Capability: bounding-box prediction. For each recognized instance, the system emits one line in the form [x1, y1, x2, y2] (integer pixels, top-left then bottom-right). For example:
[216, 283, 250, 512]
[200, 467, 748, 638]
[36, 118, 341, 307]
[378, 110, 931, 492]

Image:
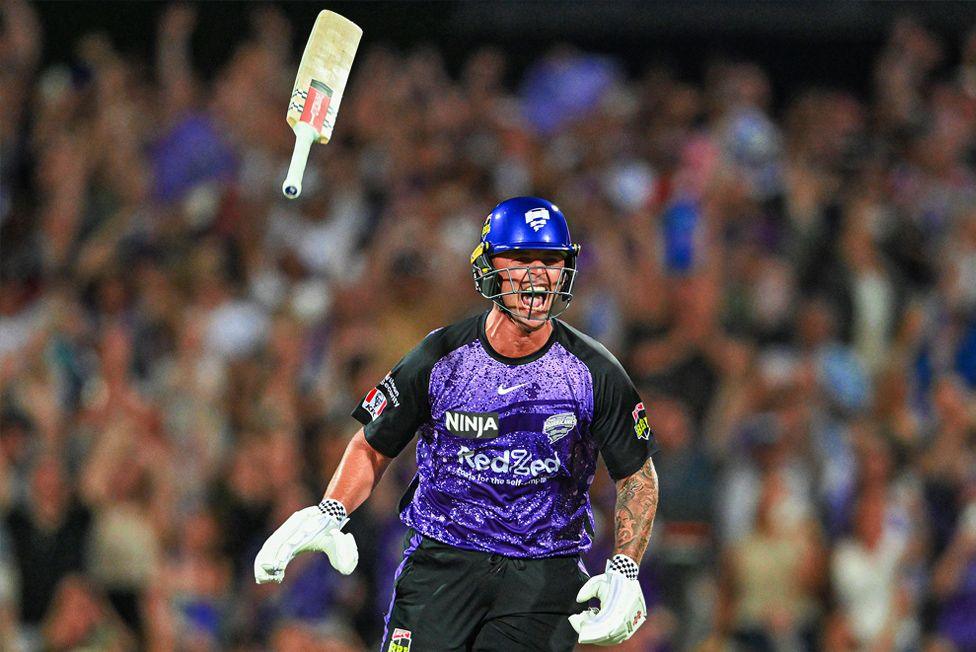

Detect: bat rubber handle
[282, 122, 318, 199]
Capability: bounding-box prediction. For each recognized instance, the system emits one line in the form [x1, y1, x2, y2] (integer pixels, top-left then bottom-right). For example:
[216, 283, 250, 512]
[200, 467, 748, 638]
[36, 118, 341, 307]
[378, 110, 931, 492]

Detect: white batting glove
[569, 555, 646, 646]
[254, 499, 359, 583]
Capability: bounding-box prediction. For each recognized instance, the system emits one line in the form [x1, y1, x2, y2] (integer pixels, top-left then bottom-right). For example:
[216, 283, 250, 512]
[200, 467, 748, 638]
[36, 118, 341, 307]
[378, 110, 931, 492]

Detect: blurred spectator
[153, 508, 232, 649]
[80, 414, 166, 639]
[930, 486, 976, 652]
[4, 456, 91, 631]
[829, 489, 919, 651]
[270, 618, 365, 652]
[40, 575, 134, 651]
[716, 471, 825, 651]
[717, 413, 817, 545]
[644, 395, 715, 648]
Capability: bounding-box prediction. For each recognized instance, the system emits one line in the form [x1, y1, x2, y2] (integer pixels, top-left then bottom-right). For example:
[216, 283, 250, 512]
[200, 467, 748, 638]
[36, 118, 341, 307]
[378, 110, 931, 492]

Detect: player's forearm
[612, 456, 659, 563]
[323, 429, 393, 514]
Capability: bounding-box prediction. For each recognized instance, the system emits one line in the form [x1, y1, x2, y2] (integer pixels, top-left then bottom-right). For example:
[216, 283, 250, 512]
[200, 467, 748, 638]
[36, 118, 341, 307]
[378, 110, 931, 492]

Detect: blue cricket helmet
[471, 196, 581, 320]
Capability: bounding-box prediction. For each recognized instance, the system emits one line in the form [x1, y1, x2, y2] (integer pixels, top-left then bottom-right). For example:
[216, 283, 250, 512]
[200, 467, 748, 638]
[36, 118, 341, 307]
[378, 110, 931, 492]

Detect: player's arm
[613, 455, 659, 564]
[570, 352, 659, 646]
[323, 428, 394, 513]
[252, 428, 393, 584]
[255, 335, 436, 585]
[571, 455, 658, 646]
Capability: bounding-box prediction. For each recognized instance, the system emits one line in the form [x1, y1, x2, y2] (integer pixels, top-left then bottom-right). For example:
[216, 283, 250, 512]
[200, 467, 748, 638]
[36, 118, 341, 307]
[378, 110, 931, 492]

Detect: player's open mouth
[518, 289, 549, 311]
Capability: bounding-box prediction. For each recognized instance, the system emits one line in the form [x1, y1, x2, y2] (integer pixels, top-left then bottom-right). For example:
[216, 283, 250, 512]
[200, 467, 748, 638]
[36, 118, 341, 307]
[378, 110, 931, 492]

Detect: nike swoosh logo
[497, 383, 527, 395]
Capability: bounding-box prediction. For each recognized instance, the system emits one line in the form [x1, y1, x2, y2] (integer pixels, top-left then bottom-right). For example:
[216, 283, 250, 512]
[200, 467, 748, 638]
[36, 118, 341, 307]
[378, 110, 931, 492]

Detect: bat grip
[282, 122, 318, 199]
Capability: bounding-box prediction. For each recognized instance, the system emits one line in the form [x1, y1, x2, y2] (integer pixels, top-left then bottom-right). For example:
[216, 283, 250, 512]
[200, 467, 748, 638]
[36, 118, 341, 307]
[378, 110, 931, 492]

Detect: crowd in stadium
[1, 1, 975, 650]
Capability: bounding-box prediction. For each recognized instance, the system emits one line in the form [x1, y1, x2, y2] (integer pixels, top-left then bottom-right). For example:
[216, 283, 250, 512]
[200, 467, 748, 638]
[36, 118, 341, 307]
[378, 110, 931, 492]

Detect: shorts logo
[445, 410, 500, 439]
[525, 207, 551, 231]
[632, 402, 650, 440]
[362, 387, 388, 420]
[543, 412, 577, 444]
[388, 628, 411, 652]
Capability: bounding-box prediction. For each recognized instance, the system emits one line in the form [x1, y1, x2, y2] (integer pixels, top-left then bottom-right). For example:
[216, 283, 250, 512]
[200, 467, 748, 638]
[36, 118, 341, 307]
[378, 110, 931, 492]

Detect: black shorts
[380, 529, 590, 652]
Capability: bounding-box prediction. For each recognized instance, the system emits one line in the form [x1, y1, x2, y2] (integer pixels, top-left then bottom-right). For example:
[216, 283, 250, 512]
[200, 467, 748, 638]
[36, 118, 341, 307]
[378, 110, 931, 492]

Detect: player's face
[492, 250, 566, 327]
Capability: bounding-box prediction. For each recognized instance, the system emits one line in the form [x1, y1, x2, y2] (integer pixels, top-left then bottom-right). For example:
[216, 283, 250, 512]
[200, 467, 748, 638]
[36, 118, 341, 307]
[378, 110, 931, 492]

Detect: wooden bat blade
[282, 10, 362, 199]
[286, 10, 362, 145]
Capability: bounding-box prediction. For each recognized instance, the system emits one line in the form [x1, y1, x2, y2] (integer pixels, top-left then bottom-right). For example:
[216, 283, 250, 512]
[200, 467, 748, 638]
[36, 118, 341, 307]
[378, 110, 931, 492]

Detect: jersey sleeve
[590, 358, 659, 480]
[351, 334, 439, 458]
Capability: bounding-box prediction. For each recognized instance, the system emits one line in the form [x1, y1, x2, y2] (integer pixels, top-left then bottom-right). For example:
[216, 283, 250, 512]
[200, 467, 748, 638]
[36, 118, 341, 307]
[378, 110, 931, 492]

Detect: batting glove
[568, 554, 646, 646]
[254, 499, 359, 583]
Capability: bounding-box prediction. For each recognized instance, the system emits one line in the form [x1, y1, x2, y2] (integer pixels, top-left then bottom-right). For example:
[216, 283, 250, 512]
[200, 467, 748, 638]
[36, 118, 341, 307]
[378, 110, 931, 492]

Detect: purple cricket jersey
[352, 311, 657, 558]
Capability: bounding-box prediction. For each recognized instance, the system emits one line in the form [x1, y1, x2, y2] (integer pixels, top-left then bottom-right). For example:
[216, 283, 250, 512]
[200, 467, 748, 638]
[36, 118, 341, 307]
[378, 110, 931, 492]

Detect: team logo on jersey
[388, 628, 412, 652]
[362, 387, 388, 420]
[525, 207, 551, 232]
[445, 411, 500, 439]
[632, 402, 650, 440]
[543, 412, 577, 444]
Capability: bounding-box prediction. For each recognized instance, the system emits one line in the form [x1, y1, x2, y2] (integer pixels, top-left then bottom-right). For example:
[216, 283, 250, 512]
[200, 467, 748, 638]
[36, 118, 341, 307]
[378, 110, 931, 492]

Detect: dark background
[32, 1, 976, 106]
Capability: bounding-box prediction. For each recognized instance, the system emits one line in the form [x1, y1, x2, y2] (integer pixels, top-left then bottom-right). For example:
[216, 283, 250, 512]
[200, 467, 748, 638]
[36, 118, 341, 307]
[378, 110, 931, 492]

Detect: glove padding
[254, 505, 358, 583]
[568, 556, 646, 646]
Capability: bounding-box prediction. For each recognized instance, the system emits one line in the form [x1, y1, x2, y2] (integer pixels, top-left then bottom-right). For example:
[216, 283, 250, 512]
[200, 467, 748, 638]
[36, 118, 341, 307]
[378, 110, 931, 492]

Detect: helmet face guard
[471, 246, 579, 322]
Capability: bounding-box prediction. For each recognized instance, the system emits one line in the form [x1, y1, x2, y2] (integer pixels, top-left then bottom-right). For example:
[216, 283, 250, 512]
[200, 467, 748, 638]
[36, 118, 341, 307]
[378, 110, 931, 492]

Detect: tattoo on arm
[614, 456, 659, 563]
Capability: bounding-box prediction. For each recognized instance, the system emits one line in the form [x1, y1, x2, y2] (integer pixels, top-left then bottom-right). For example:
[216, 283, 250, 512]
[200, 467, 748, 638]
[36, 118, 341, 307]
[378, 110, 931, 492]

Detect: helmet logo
[525, 207, 551, 232]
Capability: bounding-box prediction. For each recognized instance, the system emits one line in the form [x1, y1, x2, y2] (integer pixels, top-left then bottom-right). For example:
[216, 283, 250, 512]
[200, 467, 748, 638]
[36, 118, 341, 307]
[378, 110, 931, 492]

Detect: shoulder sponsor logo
[497, 382, 527, 395]
[543, 412, 577, 444]
[362, 387, 388, 420]
[525, 207, 551, 232]
[380, 373, 401, 407]
[445, 410, 500, 439]
[388, 628, 412, 652]
[632, 402, 650, 440]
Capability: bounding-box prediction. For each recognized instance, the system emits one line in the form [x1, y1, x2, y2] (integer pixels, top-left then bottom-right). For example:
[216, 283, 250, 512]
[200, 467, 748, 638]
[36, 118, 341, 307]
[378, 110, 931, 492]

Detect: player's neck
[485, 305, 553, 359]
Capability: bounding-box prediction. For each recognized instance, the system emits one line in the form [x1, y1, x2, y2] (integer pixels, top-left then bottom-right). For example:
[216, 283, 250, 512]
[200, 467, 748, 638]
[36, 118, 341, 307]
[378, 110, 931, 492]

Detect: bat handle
[282, 122, 318, 199]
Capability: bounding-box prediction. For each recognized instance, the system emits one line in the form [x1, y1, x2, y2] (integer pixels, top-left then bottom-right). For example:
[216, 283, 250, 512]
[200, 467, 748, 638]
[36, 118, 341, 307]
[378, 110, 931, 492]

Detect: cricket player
[256, 197, 660, 650]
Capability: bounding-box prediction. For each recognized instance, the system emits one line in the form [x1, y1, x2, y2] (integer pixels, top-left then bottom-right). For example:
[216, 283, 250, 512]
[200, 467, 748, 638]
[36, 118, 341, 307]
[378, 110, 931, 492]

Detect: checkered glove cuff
[609, 554, 639, 581]
[317, 499, 347, 521]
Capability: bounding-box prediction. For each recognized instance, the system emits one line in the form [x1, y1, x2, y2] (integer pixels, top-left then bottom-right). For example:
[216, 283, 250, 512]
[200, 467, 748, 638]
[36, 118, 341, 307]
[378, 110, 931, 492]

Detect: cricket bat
[282, 10, 362, 199]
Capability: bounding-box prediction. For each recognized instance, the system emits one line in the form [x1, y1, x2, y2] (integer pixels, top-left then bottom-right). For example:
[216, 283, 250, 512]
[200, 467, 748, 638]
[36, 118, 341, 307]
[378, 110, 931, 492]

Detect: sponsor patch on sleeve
[380, 373, 401, 407]
[362, 387, 388, 420]
[388, 628, 412, 652]
[632, 402, 650, 440]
